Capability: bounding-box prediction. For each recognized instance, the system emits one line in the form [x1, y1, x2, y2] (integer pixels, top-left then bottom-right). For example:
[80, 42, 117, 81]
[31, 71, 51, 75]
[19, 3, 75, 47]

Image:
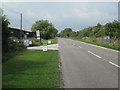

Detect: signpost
[24, 40, 29, 46]
[37, 37, 40, 40]
[24, 35, 27, 39]
[42, 45, 48, 51]
[29, 41, 32, 45]
[36, 30, 40, 37]
[36, 30, 41, 41]
[104, 36, 110, 43]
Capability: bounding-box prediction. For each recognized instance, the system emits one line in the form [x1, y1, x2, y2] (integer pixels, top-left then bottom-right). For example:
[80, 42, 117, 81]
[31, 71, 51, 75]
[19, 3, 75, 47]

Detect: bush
[2, 15, 10, 54]
[3, 40, 26, 62]
[8, 40, 26, 51]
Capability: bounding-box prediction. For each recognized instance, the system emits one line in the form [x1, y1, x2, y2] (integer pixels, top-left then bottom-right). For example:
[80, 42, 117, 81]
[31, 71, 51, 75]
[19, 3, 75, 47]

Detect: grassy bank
[3, 42, 26, 62]
[3, 50, 61, 88]
[2, 49, 26, 62]
[70, 37, 119, 51]
[33, 37, 58, 46]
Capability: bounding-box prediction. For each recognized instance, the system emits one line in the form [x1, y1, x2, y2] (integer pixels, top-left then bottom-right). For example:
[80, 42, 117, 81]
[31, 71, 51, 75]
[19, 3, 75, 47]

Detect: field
[3, 50, 61, 88]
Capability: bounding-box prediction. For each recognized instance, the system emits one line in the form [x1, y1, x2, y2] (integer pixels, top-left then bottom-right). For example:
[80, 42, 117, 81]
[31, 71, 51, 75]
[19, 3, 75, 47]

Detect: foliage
[31, 20, 58, 39]
[59, 28, 72, 37]
[1, 13, 26, 62]
[59, 20, 120, 50]
[59, 20, 120, 39]
[33, 37, 58, 46]
[1, 15, 10, 53]
[3, 40, 26, 62]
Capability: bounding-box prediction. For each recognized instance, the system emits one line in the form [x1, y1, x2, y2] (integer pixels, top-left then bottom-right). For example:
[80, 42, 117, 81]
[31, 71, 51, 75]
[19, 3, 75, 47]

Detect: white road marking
[80, 41, 86, 44]
[73, 43, 75, 45]
[109, 61, 120, 68]
[79, 46, 82, 48]
[88, 51, 102, 58]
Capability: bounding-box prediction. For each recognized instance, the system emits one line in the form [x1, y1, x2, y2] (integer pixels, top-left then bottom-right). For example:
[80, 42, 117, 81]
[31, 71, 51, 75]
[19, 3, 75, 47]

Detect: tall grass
[70, 37, 119, 50]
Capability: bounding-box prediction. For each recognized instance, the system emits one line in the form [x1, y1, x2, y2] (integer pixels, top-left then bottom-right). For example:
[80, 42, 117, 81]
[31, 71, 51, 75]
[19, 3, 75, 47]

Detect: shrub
[2, 15, 10, 54]
[3, 40, 26, 62]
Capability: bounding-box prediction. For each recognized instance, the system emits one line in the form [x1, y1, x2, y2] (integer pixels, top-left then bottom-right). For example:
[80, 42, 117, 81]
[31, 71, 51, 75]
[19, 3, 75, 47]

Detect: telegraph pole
[20, 13, 22, 39]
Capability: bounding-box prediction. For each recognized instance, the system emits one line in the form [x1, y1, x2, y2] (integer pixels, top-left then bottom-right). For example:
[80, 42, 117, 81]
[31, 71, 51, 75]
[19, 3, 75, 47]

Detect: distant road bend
[58, 38, 119, 88]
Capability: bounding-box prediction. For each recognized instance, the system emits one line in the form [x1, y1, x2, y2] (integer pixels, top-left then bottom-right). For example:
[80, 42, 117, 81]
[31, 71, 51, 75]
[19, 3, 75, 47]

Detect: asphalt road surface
[58, 38, 119, 88]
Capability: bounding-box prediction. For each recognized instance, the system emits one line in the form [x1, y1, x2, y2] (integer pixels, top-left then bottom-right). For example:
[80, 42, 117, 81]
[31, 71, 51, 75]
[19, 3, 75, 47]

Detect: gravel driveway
[27, 44, 58, 50]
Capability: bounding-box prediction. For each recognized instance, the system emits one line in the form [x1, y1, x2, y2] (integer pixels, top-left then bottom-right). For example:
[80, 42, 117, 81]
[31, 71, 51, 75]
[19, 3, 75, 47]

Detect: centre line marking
[79, 46, 82, 48]
[88, 51, 102, 58]
[109, 61, 120, 68]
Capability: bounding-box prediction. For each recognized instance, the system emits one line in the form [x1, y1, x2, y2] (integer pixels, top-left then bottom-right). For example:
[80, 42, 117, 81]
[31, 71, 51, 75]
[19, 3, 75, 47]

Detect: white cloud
[25, 10, 36, 17]
[2, 0, 119, 2]
[44, 12, 55, 20]
[2, 2, 118, 31]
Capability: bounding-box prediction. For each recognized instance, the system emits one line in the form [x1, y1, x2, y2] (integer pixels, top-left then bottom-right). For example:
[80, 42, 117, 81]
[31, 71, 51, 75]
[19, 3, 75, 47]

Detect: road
[58, 38, 119, 88]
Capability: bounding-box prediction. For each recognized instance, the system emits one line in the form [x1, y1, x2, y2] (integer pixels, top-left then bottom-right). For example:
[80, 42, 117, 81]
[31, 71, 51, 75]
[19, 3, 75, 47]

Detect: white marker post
[104, 36, 110, 43]
[29, 41, 32, 45]
[48, 40, 51, 44]
[24, 40, 29, 46]
[42, 45, 48, 51]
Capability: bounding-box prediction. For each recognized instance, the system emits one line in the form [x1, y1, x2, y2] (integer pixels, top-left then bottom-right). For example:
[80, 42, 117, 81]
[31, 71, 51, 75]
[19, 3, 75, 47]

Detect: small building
[9, 27, 35, 39]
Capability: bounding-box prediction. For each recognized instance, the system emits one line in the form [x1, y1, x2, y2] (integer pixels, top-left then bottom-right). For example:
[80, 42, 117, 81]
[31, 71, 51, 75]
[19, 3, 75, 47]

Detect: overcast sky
[2, 2, 118, 32]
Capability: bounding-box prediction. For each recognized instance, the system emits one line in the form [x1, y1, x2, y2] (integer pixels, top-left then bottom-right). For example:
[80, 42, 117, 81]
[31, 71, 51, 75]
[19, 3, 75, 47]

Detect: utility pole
[20, 13, 22, 39]
[40, 31, 41, 42]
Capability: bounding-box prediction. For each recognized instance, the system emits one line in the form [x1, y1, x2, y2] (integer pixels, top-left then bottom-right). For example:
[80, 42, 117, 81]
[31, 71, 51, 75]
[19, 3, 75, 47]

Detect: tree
[1, 15, 10, 53]
[59, 20, 120, 41]
[59, 28, 72, 37]
[31, 20, 58, 40]
[70, 31, 77, 37]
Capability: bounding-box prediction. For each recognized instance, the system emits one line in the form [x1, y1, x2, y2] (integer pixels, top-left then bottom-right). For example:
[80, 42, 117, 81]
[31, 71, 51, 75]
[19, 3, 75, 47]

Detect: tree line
[59, 20, 120, 39]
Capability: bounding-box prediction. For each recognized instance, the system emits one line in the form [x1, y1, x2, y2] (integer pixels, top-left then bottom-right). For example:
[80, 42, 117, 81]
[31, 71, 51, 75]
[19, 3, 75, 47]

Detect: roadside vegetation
[30, 20, 58, 46]
[32, 37, 58, 46]
[3, 50, 61, 88]
[1, 13, 26, 62]
[59, 20, 120, 50]
[2, 11, 58, 62]
[2, 9, 61, 88]
[31, 20, 58, 40]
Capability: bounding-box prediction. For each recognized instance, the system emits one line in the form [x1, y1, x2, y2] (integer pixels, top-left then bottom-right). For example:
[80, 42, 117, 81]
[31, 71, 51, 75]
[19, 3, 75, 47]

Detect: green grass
[34, 38, 58, 46]
[3, 50, 61, 88]
[70, 37, 119, 51]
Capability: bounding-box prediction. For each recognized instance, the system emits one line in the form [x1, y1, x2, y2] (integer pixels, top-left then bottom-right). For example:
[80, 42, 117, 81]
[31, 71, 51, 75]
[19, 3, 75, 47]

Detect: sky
[2, 2, 118, 32]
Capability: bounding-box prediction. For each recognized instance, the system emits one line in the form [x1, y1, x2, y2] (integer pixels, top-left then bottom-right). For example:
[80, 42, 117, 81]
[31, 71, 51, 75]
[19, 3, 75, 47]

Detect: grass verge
[3, 50, 61, 88]
[70, 38, 119, 51]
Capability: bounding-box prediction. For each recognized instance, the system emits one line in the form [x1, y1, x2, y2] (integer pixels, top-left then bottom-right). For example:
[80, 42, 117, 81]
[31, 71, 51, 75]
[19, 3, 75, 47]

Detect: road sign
[48, 40, 51, 44]
[24, 40, 29, 46]
[104, 36, 110, 43]
[36, 30, 40, 40]
[29, 41, 32, 45]
[42, 45, 48, 51]
[36, 30, 40, 37]
[37, 37, 40, 40]
[24, 35, 27, 39]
